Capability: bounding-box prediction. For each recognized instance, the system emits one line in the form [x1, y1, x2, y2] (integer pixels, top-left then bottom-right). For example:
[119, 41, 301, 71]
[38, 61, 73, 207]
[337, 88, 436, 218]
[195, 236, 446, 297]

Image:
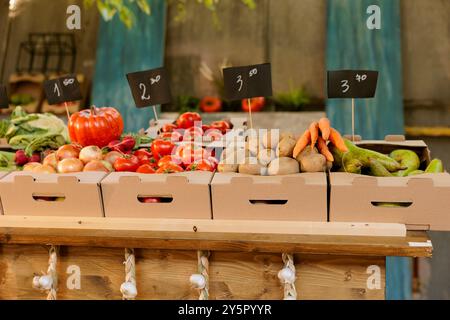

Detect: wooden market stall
[0, 216, 432, 300]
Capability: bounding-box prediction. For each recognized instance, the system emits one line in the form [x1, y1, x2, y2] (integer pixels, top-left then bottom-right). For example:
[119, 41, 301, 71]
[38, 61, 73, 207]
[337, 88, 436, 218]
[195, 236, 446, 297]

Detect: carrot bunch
[293, 118, 348, 161]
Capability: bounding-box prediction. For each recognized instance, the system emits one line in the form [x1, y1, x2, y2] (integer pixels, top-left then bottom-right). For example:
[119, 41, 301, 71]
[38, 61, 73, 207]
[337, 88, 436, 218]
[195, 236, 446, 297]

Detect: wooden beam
[0, 216, 431, 257]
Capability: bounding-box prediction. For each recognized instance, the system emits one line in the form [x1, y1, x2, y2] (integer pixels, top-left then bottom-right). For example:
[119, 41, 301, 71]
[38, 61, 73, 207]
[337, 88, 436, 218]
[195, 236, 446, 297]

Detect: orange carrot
[309, 122, 319, 150]
[329, 128, 348, 152]
[317, 137, 334, 162]
[293, 129, 311, 158]
[318, 118, 331, 141]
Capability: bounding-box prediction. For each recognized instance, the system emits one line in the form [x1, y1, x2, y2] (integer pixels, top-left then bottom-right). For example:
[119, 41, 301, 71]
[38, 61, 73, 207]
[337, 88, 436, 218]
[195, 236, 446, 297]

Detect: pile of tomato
[113, 112, 232, 174]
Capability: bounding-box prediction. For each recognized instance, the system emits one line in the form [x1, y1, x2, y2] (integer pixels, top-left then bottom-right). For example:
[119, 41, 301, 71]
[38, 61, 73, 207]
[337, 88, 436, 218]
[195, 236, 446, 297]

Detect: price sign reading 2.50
[127, 67, 171, 108]
[223, 63, 272, 101]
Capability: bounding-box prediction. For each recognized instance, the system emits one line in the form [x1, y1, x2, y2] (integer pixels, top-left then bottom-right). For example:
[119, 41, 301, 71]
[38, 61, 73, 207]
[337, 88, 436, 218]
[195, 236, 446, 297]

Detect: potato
[280, 131, 296, 141]
[262, 130, 280, 149]
[245, 136, 261, 156]
[298, 153, 327, 173]
[221, 148, 246, 164]
[277, 136, 296, 158]
[218, 162, 239, 173]
[295, 147, 319, 162]
[238, 157, 266, 175]
[258, 149, 276, 166]
[267, 157, 300, 176]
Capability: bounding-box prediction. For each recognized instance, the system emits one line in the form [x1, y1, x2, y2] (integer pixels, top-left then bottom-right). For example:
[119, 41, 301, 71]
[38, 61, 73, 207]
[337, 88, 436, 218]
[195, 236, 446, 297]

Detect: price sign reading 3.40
[223, 63, 272, 101]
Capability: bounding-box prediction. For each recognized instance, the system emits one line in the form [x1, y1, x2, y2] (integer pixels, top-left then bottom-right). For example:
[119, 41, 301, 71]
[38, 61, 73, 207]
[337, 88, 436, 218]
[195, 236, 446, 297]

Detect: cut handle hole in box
[371, 201, 412, 208]
[249, 200, 288, 205]
[32, 195, 66, 202]
[137, 196, 173, 204]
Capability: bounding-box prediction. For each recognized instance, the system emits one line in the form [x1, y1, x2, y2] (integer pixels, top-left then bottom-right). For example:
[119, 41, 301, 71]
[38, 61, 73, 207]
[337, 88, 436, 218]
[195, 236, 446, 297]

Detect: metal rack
[16, 33, 77, 74]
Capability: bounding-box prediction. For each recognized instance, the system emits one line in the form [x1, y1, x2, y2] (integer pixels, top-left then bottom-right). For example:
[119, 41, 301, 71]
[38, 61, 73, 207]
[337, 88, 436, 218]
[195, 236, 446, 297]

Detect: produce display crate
[329, 136, 450, 231]
[0, 171, 107, 217]
[211, 172, 328, 221]
[101, 171, 214, 219]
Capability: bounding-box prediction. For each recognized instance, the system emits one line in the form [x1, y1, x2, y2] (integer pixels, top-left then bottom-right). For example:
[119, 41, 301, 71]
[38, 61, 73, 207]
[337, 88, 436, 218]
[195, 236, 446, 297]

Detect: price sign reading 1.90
[44, 75, 82, 105]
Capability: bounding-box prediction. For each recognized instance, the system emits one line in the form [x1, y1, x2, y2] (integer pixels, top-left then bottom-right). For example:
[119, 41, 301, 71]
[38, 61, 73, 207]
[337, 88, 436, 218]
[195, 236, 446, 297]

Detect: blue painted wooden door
[326, 0, 411, 300]
[91, 0, 166, 132]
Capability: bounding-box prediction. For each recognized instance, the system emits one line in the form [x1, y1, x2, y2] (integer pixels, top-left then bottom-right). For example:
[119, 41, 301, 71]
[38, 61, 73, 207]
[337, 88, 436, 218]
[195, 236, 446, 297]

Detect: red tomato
[113, 155, 140, 172]
[136, 164, 156, 174]
[151, 139, 175, 159]
[204, 128, 223, 142]
[134, 149, 152, 166]
[178, 144, 211, 165]
[140, 197, 161, 203]
[176, 112, 202, 129]
[200, 97, 222, 113]
[187, 160, 215, 172]
[207, 156, 219, 169]
[157, 155, 183, 167]
[241, 97, 265, 112]
[210, 120, 232, 134]
[183, 126, 204, 141]
[161, 123, 177, 133]
[159, 131, 183, 142]
[156, 163, 184, 174]
[202, 125, 211, 132]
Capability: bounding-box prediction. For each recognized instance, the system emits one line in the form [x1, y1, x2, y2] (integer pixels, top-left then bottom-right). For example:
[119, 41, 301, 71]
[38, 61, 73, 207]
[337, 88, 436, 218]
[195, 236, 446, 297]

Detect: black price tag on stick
[127, 67, 172, 108]
[44, 75, 82, 105]
[327, 70, 378, 98]
[0, 84, 8, 109]
[223, 63, 273, 101]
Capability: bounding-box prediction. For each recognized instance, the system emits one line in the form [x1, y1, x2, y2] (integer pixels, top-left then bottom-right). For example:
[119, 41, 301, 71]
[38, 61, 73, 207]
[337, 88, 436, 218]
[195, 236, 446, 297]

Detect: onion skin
[43, 153, 58, 169]
[79, 146, 103, 164]
[83, 160, 112, 172]
[56, 145, 80, 161]
[23, 162, 42, 172]
[32, 164, 56, 174]
[103, 151, 122, 165]
[57, 158, 84, 173]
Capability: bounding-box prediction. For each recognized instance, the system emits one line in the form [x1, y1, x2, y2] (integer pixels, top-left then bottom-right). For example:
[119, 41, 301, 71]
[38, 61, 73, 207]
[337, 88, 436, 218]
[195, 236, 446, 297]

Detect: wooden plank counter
[0, 216, 432, 300]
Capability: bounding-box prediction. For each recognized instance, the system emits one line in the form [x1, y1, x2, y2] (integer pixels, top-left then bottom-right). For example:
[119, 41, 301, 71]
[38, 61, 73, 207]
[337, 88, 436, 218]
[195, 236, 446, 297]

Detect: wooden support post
[190, 250, 210, 300]
[32, 245, 58, 300]
[120, 248, 137, 300]
[278, 253, 297, 300]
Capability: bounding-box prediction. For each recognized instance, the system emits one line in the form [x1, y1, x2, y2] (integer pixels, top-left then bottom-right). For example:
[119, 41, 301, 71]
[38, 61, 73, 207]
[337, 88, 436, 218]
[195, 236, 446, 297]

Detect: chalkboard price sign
[327, 70, 378, 99]
[126, 67, 172, 108]
[44, 75, 82, 105]
[0, 84, 8, 109]
[223, 63, 273, 101]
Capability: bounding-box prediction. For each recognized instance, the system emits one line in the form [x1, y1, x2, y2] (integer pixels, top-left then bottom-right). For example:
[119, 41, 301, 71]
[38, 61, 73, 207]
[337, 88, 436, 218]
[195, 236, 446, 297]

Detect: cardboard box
[0, 171, 10, 215]
[0, 171, 107, 217]
[211, 173, 328, 221]
[329, 136, 450, 231]
[101, 171, 214, 219]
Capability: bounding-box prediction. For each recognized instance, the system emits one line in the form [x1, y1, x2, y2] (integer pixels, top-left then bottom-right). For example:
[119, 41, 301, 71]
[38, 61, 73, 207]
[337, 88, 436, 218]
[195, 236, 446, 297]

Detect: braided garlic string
[189, 250, 210, 300]
[120, 248, 137, 300]
[278, 253, 297, 300]
[32, 246, 58, 300]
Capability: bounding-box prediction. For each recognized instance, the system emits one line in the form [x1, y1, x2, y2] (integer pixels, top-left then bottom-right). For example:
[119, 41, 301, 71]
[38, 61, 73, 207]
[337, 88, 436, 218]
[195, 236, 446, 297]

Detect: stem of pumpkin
[90, 105, 97, 116]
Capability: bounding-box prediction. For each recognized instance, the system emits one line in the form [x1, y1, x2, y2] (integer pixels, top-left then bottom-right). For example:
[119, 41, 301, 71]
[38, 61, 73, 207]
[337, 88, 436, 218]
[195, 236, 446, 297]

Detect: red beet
[15, 150, 29, 166]
[29, 153, 41, 163]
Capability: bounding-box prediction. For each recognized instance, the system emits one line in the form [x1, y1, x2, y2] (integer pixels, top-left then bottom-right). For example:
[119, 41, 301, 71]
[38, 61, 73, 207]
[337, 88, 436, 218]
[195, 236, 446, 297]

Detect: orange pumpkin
[68, 106, 124, 148]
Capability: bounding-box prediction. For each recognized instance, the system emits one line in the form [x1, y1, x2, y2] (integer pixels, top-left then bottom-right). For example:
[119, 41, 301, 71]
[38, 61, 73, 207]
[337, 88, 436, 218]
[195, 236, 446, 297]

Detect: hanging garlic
[190, 274, 206, 289]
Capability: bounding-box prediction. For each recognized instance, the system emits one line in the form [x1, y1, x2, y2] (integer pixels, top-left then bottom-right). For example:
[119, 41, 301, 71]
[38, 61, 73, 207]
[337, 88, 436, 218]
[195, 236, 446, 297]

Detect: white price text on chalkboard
[44, 75, 82, 105]
[328, 70, 378, 99]
[223, 63, 272, 101]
